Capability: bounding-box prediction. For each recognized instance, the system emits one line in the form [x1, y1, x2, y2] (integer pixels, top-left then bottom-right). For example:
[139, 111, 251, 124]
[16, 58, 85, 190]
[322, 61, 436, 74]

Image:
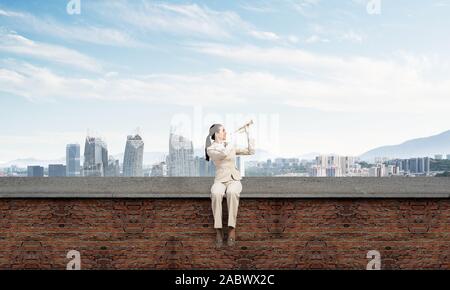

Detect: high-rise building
[447, 154, 450, 160]
[123, 134, 144, 177]
[424, 157, 430, 174]
[195, 156, 216, 177]
[83, 136, 108, 176]
[27, 166, 44, 177]
[49, 164, 66, 177]
[105, 157, 121, 177]
[66, 144, 80, 176]
[236, 156, 245, 177]
[167, 132, 195, 176]
[313, 155, 355, 177]
[151, 162, 167, 176]
[311, 165, 326, 177]
[402, 159, 409, 172]
[435, 154, 443, 160]
[409, 158, 419, 173]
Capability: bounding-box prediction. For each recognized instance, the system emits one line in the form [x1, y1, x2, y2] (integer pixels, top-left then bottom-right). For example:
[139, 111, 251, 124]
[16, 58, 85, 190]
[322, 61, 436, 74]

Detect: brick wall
[1, 198, 449, 269]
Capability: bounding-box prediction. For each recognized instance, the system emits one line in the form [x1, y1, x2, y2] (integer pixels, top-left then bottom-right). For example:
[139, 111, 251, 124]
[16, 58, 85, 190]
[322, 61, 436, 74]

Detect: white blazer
[207, 140, 255, 183]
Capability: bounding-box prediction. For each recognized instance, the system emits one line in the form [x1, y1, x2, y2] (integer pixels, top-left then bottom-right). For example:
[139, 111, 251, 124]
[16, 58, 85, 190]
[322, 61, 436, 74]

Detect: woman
[205, 123, 255, 248]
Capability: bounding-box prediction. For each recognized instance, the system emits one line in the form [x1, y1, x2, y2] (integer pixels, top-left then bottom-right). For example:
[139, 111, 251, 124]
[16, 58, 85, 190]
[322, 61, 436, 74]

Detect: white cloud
[290, 0, 320, 16]
[2, 49, 450, 116]
[239, 2, 277, 13]
[0, 61, 247, 105]
[340, 30, 365, 43]
[0, 31, 102, 72]
[305, 35, 330, 43]
[100, 1, 283, 42]
[188, 43, 450, 113]
[0, 8, 139, 47]
[0, 8, 26, 17]
[249, 30, 281, 41]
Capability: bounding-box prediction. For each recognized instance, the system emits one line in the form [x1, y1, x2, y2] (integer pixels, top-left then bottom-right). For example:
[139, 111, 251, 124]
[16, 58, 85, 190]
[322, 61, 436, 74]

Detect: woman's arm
[236, 131, 255, 156]
[207, 142, 234, 160]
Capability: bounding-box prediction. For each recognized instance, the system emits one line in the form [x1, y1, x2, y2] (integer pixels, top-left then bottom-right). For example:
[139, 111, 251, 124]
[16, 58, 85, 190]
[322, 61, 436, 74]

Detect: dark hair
[205, 124, 220, 162]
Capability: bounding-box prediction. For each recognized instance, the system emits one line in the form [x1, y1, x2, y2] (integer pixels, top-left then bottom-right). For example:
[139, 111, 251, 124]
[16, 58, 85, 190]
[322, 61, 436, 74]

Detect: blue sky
[1, 0, 450, 163]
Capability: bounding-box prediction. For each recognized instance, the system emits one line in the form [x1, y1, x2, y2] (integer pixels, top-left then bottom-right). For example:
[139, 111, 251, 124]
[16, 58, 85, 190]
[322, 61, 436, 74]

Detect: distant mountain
[359, 130, 450, 162]
[296, 152, 324, 161]
[0, 157, 65, 168]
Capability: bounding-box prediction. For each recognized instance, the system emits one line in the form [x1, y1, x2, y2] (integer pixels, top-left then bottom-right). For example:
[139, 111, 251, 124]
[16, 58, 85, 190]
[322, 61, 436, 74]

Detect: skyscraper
[123, 134, 144, 177]
[66, 144, 80, 176]
[151, 162, 167, 177]
[409, 158, 419, 173]
[27, 166, 44, 177]
[83, 136, 108, 176]
[49, 164, 66, 177]
[195, 156, 215, 177]
[424, 157, 430, 174]
[167, 132, 194, 176]
[105, 157, 121, 177]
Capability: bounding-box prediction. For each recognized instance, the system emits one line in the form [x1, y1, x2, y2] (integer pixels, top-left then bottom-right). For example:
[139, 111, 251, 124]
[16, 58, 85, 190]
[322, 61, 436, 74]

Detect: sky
[1, 0, 450, 163]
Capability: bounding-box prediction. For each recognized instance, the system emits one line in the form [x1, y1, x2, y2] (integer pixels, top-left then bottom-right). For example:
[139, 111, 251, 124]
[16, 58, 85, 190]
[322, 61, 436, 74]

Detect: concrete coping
[0, 177, 449, 198]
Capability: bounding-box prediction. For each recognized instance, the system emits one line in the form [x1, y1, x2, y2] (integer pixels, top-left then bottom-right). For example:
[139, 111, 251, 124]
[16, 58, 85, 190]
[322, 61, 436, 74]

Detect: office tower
[311, 165, 326, 177]
[195, 156, 216, 177]
[435, 154, 443, 160]
[27, 166, 44, 177]
[123, 134, 144, 177]
[326, 166, 338, 177]
[342, 156, 357, 176]
[447, 154, 450, 160]
[402, 159, 410, 173]
[83, 136, 108, 176]
[409, 158, 418, 173]
[236, 156, 245, 177]
[49, 164, 66, 177]
[417, 157, 425, 173]
[105, 157, 121, 177]
[424, 157, 430, 174]
[151, 162, 167, 177]
[315, 155, 345, 177]
[167, 132, 195, 176]
[66, 144, 80, 176]
[315, 155, 328, 167]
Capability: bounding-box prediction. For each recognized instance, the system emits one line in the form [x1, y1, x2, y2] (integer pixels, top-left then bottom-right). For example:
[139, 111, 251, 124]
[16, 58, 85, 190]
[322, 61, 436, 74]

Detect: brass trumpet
[234, 120, 254, 133]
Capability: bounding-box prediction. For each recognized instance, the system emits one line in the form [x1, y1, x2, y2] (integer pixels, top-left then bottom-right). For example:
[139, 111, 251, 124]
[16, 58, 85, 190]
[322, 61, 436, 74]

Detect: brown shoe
[215, 238, 224, 249]
[227, 226, 236, 247]
[215, 229, 224, 249]
[227, 236, 236, 247]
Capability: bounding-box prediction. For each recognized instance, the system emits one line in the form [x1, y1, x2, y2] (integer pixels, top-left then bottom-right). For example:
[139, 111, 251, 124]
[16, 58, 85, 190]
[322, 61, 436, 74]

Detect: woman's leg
[225, 180, 242, 245]
[211, 182, 226, 229]
[211, 182, 227, 248]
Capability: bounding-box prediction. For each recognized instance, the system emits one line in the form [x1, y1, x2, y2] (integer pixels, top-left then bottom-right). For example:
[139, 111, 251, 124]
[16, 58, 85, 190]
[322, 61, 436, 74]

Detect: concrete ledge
[0, 176, 449, 198]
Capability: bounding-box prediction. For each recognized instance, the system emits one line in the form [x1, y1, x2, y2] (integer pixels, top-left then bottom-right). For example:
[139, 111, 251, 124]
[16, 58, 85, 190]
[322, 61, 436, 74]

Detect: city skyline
[2, 122, 448, 177]
[1, 0, 450, 162]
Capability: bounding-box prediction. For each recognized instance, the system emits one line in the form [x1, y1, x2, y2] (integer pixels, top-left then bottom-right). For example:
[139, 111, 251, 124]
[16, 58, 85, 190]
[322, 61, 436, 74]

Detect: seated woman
[205, 123, 255, 248]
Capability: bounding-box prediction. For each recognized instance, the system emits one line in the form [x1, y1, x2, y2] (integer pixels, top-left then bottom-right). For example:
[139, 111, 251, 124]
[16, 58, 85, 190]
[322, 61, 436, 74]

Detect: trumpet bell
[234, 120, 254, 133]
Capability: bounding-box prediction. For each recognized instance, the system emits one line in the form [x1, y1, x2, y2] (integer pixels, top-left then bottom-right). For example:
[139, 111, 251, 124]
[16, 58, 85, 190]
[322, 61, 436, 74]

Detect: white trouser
[210, 180, 242, 229]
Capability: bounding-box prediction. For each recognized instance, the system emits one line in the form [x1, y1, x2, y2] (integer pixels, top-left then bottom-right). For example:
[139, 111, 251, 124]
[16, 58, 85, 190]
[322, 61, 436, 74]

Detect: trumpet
[234, 120, 254, 133]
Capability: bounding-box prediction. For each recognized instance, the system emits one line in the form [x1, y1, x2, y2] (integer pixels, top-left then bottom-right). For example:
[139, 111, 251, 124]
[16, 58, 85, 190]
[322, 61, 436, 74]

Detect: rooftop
[0, 176, 449, 198]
